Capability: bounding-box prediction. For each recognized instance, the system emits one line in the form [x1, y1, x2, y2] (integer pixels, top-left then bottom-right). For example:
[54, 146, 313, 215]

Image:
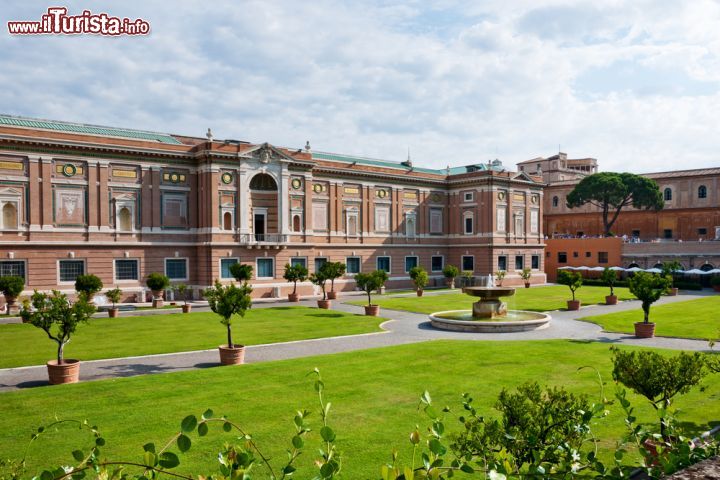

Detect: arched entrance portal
[249, 173, 278, 242]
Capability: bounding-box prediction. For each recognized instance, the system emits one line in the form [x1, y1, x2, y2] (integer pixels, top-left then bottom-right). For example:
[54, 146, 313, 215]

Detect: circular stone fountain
[430, 278, 551, 333]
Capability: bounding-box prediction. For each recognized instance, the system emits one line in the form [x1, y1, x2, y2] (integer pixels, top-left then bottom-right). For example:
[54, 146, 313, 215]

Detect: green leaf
[421, 391, 432, 405]
[95, 437, 105, 447]
[292, 435, 304, 449]
[158, 452, 180, 469]
[72, 449, 84, 462]
[460, 464, 474, 474]
[428, 439, 446, 456]
[143, 451, 157, 467]
[142, 442, 155, 453]
[409, 429, 421, 445]
[197, 422, 209, 437]
[39, 470, 54, 480]
[282, 465, 297, 474]
[320, 462, 335, 478]
[202, 409, 214, 420]
[404, 466, 415, 480]
[71, 470, 86, 479]
[176, 434, 191, 453]
[180, 415, 197, 433]
[320, 426, 336, 442]
[223, 422, 232, 432]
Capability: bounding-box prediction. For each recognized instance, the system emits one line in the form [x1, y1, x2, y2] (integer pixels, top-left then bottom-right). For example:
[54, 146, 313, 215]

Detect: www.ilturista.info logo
[7, 7, 150, 36]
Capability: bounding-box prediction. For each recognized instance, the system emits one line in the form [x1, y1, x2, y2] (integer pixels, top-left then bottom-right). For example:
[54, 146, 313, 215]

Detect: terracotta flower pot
[524, 283, 530, 288]
[288, 293, 300, 302]
[327, 291, 338, 300]
[605, 295, 618, 305]
[317, 299, 331, 309]
[182, 304, 192, 313]
[152, 298, 164, 308]
[4, 295, 19, 315]
[152, 290, 164, 299]
[47, 359, 80, 385]
[447, 280, 455, 289]
[567, 300, 581, 311]
[108, 308, 120, 318]
[364, 305, 380, 316]
[634, 322, 655, 338]
[416, 289, 424, 297]
[218, 344, 245, 365]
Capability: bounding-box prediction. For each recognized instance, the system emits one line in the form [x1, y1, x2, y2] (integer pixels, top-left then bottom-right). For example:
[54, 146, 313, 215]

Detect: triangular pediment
[240, 142, 314, 166]
[0, 186, 22, 197]
[512, 171, 536, 182]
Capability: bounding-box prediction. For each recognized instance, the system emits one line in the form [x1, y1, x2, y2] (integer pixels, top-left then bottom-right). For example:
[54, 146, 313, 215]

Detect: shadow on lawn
[307, 313, 345, 318]
[13, 380, 48, 389]
[96, 363, 178, 377]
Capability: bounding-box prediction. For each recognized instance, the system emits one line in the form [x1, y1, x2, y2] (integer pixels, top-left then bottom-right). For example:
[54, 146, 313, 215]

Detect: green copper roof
[0, 114, 183, 145]
[313, 151, 506, 176]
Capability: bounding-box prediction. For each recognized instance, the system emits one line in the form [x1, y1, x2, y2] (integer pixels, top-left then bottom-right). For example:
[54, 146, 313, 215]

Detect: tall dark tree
[565, 172, 664, 236]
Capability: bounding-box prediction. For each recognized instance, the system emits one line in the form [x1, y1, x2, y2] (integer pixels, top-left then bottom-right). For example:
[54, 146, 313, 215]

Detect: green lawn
[350, 285, 635, 314]
[581, 296, 720, 340]
[1, 340, 718, 479]
[0, 307, 384, 368]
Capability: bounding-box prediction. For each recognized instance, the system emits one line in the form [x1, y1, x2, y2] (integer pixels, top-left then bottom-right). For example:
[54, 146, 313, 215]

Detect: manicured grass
[581, 296, 720, 340]
[0, 307, 384, 368]
[351, 285, 635, 314]
[1, 340, 718, 478]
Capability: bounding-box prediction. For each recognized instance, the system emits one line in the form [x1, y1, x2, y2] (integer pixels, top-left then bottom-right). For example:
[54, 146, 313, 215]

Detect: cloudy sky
[1, 1, 719, 173]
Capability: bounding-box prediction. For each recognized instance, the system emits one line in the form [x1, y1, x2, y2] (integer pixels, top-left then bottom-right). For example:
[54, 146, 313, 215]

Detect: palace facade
[0, 115, 546, 302]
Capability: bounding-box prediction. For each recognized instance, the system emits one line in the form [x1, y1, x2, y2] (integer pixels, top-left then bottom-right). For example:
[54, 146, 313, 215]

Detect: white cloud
[0, 0, 718, 173]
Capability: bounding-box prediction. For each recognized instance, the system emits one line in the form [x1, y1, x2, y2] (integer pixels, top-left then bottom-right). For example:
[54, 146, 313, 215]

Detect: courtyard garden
[581, 296, 720, 340]
[0, 306, 385, 368]
[1, 340, 718, 478]
[350, 285, 636, 314]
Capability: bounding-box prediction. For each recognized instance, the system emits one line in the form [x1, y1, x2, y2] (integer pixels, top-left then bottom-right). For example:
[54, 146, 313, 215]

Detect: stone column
[238, 167, 250, 235]
[280, 164, 291, 236]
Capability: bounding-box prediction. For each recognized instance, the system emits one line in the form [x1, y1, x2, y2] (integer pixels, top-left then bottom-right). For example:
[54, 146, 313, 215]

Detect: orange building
[544, 237, 622, 282]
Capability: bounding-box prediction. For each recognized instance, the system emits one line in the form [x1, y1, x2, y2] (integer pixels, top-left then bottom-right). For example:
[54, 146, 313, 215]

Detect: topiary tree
[557, 270, 582, 301]
[323, 262, 346, 294]
[74, 274, 103, 301]
[494, 270, 506, 287]
[146, 273, 170, 294]
[21, 290, 96, 364]
[409, 266, 429, 293]
[628, 272, 671, 324]
[230, 263, 253, 283]
[283, 263, 309, 296]
[661, 261, 682, 290]
[443, 264, 460, 288]
[202, 281, 253, 349]
[611, 347, 707, 438]
[174, 283, 190, 305]
[309, 270, 329, 301]
[354, 271, 385, 307]
[601, 267, 618, 297]
[520, 268, 532, 286]
[0, 275, 24, 310]
[105, 287, 122, 309]
[374, 269, 389, 294]
[566, 172, 664, 237]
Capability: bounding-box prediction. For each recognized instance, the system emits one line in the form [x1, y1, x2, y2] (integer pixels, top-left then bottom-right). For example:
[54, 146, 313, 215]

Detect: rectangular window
[346, 210, 359, 236]
[558, 252, 567, 263]
[632, 230, 640, 238]
[59, 259, 85, 282]
[663, 229, 673, 239]
[220, 258, 239, 279]
[256, 258, 274, 278]
[312, 203, 328, 231]
[530, 210, 539, 233]
[515, 255, 523, 270]
[496, 207, 506, 232]
[165, 258, 188, 280]
[162, 193, 188, 227]
[376, 256, 390, 273]
[314, 257, 327, 272]
[374, 206, 390, 233]
[462, 255, 474, 272]
[114, 259, 139, 281]
[405, 256, 418, 273]
[463, 191, 474, 202]
[290, 257, 307, 268]
[431, 255, 444, 272]
[429, 208, 443, 234]
[598, 252, 609, 264]
[346, 257, 361, 274]
[0, 260, 25, 280]
[573, 251, 579, 258]
[698, 228, 708, 235]
[464, 215, 473, 234]
[531, 255, 540, 269]
[585, 251, 591, 258]
[576, 231, 584, 237]
[498, 255, 507, 271]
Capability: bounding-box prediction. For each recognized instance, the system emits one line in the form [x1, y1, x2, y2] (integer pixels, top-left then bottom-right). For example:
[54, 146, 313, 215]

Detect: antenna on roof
[401, 147, 413, 168]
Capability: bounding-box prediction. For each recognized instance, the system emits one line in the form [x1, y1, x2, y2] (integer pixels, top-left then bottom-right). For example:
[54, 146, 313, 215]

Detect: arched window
[552, 196, 559, 207]
[700, 263, 714, 272]
[627, 263, 640, 269]
[249, 173, 277, 191]
[292, 214, 301, 232]
[698, 185, 707, 199]
[223, 212, 232, 230]
[663, 188, 672, 201]
[118, 207, 132, 231]
[653, 263, 664, 269]
[1, 203, 18, 229]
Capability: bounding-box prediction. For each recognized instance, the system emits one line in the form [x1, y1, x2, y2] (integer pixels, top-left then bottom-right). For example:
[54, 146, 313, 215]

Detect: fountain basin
[429, 310, 551, 333]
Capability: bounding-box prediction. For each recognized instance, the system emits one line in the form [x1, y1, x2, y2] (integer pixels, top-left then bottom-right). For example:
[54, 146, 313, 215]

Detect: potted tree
[557, 270, 583, 311]
[520, 268, 532, 288]
[202, 280, 253, 365]
[175, 283, 192, 313]
[20, 290, 96, 384]
[105, 287, 122, 318]
[74, 274, 103, 303]
[283, 263, 308, 302]
[711, 276, 720, 293]
[229, 263, 253, 283]
[325, 262, 346, 300]
[0, 275, 24, 315]
[146, 273, 170, 308]
[409, 266, 429, 297]
[461, 270, 474, 288]
[355, 270, 385, 316]
[310, 269, 331, 309]
[375, 269, 389, 294]
[495, 270, 506, 287]
[661, 261, 682, 296]
[442, 264, 459, 289]
[601, 267, 619, 305]
[628, 271, 671, 338]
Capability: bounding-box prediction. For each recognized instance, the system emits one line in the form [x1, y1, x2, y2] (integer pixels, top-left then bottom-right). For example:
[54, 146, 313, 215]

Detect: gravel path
[0, 292, 713, 392]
